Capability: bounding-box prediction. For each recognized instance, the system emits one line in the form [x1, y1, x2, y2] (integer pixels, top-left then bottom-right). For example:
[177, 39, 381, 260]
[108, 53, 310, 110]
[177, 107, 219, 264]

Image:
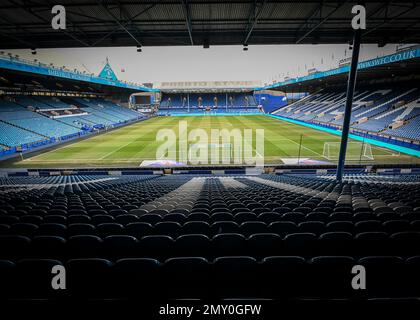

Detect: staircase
[273, 91, 320, 114]
[395, 100, 420, 121]
[359, 89, 392, 102]
[375, 106, 404, 120]
[356, 88, 418, 118]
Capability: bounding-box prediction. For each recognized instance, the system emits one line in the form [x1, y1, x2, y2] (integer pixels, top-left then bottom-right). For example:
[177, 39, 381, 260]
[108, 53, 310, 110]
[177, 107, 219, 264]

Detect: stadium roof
[257, 46, 420, 92]
[1, 1, 420, 49]
[0, 53, 157, 92]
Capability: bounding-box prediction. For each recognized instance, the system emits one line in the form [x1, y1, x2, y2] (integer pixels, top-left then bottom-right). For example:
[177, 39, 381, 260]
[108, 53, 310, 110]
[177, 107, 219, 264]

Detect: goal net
[322, 141, 374, 161]
[188, 143, 234, 164]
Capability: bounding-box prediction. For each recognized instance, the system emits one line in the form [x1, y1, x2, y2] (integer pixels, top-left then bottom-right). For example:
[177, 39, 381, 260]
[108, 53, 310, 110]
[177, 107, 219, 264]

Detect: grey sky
[7, 44, 397, 85]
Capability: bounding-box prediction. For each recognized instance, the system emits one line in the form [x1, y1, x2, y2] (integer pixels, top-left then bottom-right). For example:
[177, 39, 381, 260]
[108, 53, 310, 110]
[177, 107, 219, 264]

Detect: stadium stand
[273, 87, 420, 143]
[159, 92, 261, 115]
[2, 107, 81, 139]
[0, 121, 45, 147]
[384, 116, 420, 141]
[0, 95, 145, 152]
[1, 1, 420, 312]
[0, 173, 419, 301]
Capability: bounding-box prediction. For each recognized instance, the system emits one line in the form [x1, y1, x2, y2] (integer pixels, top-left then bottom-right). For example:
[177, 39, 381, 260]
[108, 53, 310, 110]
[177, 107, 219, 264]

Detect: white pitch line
[98, 138, 139, 160]
[370, 144, 399, 156]
[242, 138, 264, 160]
[23, 139, 82, 160]
[24, 158, 146, 163]
[280, 136, 324, 158]
[23, 118, 159, 161]
[97, 119, 176, 161]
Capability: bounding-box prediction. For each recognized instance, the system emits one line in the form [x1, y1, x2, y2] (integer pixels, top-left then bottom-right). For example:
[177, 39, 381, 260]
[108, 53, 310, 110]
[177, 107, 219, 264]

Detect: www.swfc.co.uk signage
[258, 47, 420, 90]
[0, 56, 157, 92]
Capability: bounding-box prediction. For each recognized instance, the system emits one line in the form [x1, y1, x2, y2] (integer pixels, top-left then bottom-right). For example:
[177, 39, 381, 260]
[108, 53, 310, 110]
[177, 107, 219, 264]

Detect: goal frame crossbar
[322, 141, 374, 161]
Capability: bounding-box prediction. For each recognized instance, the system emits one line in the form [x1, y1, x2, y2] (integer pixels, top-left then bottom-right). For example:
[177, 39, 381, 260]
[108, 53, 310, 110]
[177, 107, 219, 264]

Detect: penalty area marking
[370, 145, 400, 157]
[21, 119, 159, 161]
[276, 136, 324, 158]
[98, 138, 140, 160]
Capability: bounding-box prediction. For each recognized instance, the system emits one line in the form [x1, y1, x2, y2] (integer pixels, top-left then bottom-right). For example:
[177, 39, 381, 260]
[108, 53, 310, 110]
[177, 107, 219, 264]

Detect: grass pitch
[9, 115, 419, 168]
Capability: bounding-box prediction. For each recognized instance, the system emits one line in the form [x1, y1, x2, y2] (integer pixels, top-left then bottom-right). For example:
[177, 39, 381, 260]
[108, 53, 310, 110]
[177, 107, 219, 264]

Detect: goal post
[322, 141, 374, 161]
[188, 143, 233, 164]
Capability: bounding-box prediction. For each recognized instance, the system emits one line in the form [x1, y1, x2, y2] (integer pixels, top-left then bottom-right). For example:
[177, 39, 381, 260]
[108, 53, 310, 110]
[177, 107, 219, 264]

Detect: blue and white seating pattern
[0, 96, 145, 149]
[384, 116, 420, 141]
[273, 88, 420, 142]
[0, 122, 45, 147]
[159, 93, 261, 115]
[0, 173, 419, 301]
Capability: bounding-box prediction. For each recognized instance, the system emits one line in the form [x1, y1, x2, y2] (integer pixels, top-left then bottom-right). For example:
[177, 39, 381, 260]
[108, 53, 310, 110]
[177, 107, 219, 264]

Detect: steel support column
[336, 29, 361, 182]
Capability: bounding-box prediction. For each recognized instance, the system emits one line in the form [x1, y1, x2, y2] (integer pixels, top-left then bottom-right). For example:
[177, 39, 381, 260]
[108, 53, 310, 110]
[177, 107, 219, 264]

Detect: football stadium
[0, 0, 420, 315]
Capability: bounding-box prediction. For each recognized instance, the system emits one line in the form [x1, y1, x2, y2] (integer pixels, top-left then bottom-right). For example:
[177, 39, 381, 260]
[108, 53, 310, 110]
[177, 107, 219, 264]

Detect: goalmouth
[188, 143, 234, 164]
[322, 141, 374, 161]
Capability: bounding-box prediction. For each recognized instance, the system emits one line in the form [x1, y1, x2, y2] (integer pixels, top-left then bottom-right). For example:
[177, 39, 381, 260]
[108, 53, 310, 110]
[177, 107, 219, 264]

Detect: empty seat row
[4, 199, 416, 216]
[2, 219, 420, 239]
[1, 255, 419, 300]
[1, 232, 420, 260]
[1, 209, 419, 226]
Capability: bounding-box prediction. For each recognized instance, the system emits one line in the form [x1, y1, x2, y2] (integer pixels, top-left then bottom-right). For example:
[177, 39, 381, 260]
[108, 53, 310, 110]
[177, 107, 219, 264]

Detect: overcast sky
[7, 44, 397, 85]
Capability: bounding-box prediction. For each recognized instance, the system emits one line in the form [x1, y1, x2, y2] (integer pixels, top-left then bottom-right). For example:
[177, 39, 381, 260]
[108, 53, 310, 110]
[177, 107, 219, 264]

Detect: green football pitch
[9, 115, 420, 168]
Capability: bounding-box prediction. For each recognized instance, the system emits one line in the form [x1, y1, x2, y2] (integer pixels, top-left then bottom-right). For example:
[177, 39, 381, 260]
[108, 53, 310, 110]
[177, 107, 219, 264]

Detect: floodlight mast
[336, 29, 362, 182]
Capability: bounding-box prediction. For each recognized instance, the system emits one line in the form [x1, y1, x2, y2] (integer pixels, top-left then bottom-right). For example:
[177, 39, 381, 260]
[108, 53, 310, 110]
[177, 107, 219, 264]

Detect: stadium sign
[307, 68, 318, 75]
[0, 55, 157, 92]
[98, 60, 118, 81]
[339, 57, 352, 67]
[160, 80, 261, 90]
[358, 50, 417, 69]
[258, 47, 420, 90]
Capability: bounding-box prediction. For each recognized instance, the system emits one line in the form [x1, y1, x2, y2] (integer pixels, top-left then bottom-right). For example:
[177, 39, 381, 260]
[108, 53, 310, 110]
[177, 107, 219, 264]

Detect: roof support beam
[399, 17, 420, 42]
[96, 0, 142, 46]
[7, 0, 90, 47]
[1, 1, 420, 48]
[367, 1, 391, 18]
[0, 1, 360, 9]
[44, 0, 91, 40]
[92, 2, 160, 46]
[296, 0, 349, 44]
[114, 0, 144, 41]
[0, 15, 39, 48]
[244, 0, 266, 45]
[295, 2, 323, 34]
[364, 2, 420, 36]
[181, 0, 194, 45]
[0, 29, 37, 48]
